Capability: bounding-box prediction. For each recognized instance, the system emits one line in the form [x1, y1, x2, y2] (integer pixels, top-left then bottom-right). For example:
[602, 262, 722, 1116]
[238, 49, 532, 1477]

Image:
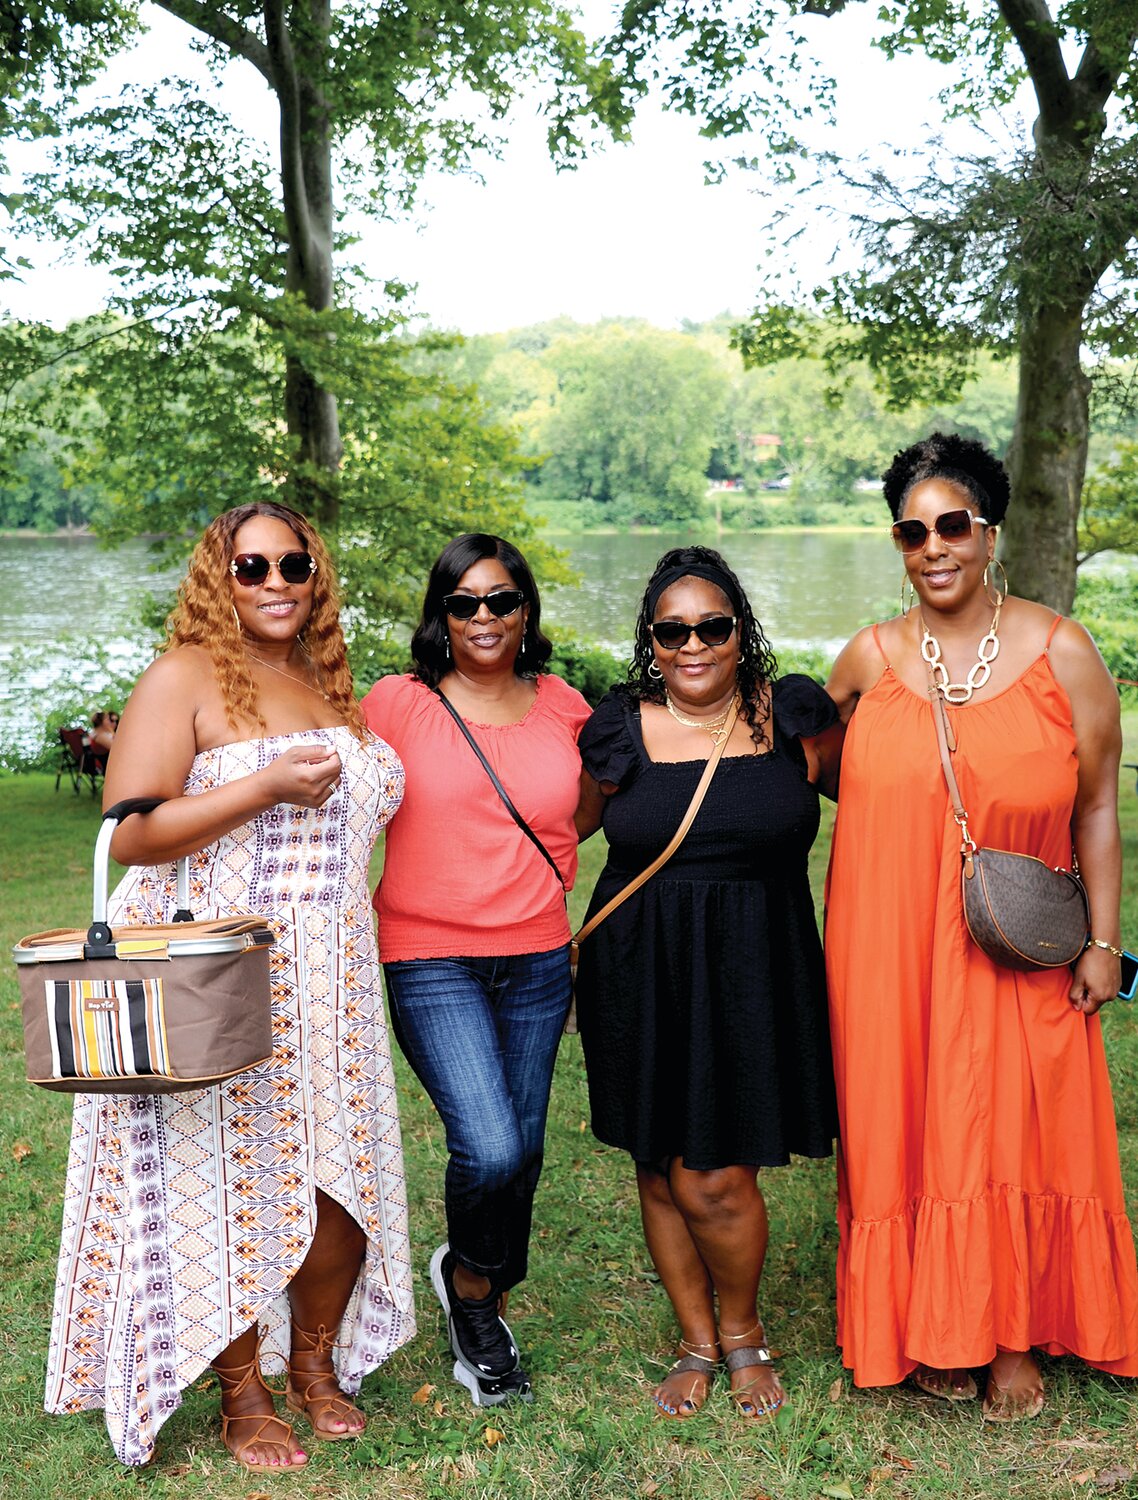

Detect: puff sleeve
[579, 691, 640, 790]
[772, 674, 839, 742]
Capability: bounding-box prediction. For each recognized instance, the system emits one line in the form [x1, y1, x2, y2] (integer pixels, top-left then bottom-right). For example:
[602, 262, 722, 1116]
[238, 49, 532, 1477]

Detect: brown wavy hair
[162, 501, 366, 740]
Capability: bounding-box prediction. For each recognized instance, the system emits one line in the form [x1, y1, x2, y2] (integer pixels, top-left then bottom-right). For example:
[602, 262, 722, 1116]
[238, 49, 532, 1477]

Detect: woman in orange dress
[825, 432, 1138, 1418]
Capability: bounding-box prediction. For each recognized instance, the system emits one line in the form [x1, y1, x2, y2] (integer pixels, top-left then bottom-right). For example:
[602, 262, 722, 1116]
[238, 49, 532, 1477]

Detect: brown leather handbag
[927, 667, 1089, 972]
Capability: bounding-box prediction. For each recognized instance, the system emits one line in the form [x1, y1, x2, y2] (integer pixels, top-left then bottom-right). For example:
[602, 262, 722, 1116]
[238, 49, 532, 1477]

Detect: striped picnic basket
[13, 797, 275, 1093]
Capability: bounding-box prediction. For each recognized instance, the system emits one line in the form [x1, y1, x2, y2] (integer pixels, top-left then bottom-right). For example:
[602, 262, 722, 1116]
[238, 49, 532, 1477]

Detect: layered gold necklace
[919, 598, 1002, 704]
[664, 691, 740, 746]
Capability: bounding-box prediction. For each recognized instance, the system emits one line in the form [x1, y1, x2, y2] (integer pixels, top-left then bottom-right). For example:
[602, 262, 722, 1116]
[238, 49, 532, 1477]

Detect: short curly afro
[881, 431, 1010, 524]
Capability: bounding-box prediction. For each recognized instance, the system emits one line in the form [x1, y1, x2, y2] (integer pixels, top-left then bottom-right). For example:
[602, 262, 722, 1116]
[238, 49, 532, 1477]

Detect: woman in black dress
[575, 547, 842, 1420]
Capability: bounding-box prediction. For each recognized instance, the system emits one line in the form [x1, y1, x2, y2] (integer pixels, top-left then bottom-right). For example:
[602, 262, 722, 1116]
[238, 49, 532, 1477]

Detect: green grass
[2, 727, 1138, 1500]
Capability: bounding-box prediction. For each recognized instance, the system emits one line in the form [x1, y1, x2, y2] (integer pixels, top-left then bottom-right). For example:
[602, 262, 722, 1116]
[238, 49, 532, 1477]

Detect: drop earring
[900, 577, 915, 618]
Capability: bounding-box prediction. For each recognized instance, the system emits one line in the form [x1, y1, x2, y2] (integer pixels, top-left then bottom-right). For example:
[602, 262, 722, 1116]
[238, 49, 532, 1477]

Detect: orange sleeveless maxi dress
[825, 623, 1138, 1387]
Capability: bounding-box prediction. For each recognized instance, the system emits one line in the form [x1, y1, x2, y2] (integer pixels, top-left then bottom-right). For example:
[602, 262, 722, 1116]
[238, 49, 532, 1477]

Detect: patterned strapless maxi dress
[44, 727, 415, 1465]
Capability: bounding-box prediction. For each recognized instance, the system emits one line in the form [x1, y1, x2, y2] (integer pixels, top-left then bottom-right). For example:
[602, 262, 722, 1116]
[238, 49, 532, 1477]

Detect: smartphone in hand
[1119, 950, 1138, 1003]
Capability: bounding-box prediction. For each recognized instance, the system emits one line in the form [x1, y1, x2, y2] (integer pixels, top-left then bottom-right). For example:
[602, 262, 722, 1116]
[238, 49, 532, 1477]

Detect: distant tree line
[7, 312, 1138, 552]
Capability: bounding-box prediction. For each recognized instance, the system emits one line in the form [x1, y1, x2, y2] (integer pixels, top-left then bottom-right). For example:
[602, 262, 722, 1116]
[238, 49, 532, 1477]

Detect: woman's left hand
[1068, 946, 1121, 1016]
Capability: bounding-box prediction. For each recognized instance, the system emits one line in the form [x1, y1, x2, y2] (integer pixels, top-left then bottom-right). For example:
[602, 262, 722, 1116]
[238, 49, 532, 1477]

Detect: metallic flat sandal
[654, 1338, 720, 1418]
[721, 1322, 785, 1419]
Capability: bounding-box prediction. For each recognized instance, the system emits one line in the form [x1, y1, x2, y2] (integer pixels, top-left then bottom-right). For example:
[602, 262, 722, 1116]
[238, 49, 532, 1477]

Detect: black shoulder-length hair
[410, 533, 553, 689]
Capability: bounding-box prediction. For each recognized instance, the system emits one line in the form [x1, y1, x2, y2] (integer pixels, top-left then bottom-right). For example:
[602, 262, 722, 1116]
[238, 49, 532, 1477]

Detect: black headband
[645, 562, 744, 619]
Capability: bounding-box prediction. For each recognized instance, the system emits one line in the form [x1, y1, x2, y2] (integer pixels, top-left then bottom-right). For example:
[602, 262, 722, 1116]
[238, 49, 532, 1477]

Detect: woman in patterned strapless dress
[44, 503, 414, 1473]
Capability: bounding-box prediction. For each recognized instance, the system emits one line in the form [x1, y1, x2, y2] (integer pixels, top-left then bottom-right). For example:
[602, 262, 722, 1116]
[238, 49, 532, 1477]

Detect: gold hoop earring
[648, 660, 663, 680]
[900, 577, 916, 618]
[984, 557, 1008, 607]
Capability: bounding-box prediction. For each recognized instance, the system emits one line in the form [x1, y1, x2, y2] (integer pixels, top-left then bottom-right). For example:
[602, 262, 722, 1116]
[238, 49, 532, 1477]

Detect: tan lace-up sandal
[721, 1321, 785, 1419]
[653, 1337, 720, 1418]
[285, 1322, 367, 1440]
[215, 1346, 307, 1474]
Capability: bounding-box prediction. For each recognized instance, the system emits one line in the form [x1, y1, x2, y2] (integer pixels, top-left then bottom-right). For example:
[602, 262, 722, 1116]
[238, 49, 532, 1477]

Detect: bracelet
[1086, 938, 1124, 958]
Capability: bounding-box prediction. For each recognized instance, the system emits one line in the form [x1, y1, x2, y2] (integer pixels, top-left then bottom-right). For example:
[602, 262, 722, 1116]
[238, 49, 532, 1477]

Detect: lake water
[0, 527, 900, 760]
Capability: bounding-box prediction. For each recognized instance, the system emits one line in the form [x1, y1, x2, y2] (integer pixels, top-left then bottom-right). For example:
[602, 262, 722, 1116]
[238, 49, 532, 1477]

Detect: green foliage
[1079, 441, 1138, 563]
[532, 324, 731, 526]
[544, 629, 625, 705]
[1074, 570, 1138, 702]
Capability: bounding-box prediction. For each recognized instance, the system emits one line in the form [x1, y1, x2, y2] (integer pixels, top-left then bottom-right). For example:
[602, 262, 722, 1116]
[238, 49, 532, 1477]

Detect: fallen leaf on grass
[433, 1399, 444, 1416]
[882, 1450, 914, 1470]
[821, 1484, 855, 1499]
[641, 1484, 659, 1497]
[1072, 1472, 1096, 1486]
[11, 1141, 31, 1162]
[1096, 1467, 1134, 1492]
[828, 1377, 844, 1402]
[483, 1427, 505, 1447]
[410, 1382, 435, 1404]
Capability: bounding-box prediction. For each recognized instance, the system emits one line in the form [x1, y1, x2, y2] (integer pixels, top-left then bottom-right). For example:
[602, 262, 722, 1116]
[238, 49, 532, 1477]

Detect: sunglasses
[229, 551, 317, 586]
[649, 615, 737, 650]
[891, 510, 990, 552]
[442, 589, 526, 620]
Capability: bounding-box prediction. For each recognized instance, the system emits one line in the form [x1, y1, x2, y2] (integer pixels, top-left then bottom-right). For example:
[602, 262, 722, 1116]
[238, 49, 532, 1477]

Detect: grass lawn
[2, 720, 1137, 1500]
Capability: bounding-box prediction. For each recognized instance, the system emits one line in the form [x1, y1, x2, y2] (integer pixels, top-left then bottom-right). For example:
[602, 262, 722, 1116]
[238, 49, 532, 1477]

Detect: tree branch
[997, 0, 1073, 134]
[262, 0, 314, 273]
[151, 0, 274, 85]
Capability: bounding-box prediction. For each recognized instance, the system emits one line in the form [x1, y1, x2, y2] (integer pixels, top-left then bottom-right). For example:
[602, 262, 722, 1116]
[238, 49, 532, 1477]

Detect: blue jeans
[384, 947, 571, 1291]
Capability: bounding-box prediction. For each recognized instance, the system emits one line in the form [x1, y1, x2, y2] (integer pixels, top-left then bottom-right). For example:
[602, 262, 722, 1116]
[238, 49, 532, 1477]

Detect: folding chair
[55, 727, 103, 797]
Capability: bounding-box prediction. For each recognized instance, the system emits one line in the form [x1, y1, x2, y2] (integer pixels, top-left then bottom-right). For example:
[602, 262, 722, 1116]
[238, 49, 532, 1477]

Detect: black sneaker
[429, 1243, 522, 1385]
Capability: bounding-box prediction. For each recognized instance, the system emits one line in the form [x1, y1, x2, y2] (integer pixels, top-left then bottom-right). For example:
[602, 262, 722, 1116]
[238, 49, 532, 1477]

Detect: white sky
[1, 2, 1018, 334]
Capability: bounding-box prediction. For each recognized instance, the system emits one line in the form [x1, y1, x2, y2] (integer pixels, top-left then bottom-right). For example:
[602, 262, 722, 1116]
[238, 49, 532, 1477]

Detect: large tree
[2, 2, 623, 584]
[607, 0, 1138, 610]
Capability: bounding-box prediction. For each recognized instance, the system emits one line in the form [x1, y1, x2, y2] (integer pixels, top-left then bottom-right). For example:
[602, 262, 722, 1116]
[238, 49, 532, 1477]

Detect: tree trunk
[1001, 301, 1088, 612]
[266, 0, 342, 527]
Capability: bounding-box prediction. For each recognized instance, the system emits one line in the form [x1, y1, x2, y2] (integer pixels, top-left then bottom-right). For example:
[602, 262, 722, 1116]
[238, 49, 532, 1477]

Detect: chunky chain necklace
[919, 600, 1002, 704]
[245, 649, 330, 703]
[665, 691, 740, 746]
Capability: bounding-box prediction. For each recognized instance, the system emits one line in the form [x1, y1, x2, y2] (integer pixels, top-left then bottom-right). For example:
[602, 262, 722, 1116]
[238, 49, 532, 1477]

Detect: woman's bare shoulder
[131, 644, 216, 697]
[826, 623, 889, 717]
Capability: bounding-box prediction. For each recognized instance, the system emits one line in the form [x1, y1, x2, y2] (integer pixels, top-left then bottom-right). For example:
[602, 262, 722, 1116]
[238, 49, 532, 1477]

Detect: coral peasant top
[361, 672, 591, 961]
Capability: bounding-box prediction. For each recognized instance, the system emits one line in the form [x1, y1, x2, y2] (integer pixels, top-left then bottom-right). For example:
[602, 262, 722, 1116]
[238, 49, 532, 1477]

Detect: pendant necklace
[664, 691, 740, 746]
[919, 599, 1002, 704]
[245, 648, 330, 703]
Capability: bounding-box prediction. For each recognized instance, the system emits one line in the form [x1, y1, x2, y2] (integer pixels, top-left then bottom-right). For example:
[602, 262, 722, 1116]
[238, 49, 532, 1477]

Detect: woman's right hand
[262, 744, 342, 808]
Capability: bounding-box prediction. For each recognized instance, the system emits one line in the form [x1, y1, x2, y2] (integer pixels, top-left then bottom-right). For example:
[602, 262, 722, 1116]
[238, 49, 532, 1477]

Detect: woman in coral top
[825, 433, 1138, 1419]
[361, 534, 590, 1409]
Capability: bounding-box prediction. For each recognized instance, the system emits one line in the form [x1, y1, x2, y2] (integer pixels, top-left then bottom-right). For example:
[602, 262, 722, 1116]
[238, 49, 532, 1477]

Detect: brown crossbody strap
[573, 718, 732, 950]
[924, 658, 981, 876]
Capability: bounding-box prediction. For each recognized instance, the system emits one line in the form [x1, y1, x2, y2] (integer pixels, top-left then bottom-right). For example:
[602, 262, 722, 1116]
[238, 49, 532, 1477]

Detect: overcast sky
[2, 3, 1009, 334]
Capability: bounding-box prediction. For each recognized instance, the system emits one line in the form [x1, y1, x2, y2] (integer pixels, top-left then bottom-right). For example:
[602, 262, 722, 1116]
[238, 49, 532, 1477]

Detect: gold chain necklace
[919, 600, 1002, 704]
[245, 650, 330, 703]
[664, 691, 740, 746]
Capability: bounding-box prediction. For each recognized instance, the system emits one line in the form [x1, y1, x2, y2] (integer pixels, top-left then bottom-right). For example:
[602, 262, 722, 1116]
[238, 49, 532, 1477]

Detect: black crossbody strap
[434, 689, 566, 889]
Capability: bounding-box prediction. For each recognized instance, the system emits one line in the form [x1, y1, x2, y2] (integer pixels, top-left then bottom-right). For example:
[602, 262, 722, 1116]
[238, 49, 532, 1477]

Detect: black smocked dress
[575, 676, 838, 1171]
